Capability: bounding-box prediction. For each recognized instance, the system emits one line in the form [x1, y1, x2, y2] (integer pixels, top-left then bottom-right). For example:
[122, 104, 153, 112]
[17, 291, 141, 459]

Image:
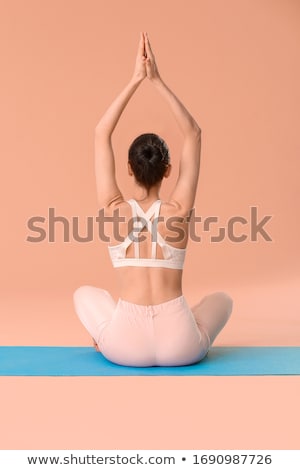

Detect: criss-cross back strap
[127, 199, 163, 259]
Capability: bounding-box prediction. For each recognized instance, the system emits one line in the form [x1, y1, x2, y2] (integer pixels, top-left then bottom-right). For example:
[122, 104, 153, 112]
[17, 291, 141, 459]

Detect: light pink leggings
[73, 287, 233, 367]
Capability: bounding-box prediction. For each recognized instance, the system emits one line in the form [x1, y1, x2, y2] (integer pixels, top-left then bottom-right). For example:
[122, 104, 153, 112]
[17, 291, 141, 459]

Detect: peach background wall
[1, 0, 299, 294]
[0, 0, 300, 450]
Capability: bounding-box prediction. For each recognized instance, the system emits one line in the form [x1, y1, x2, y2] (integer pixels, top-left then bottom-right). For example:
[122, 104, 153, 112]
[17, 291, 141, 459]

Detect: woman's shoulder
[102, 198, 193, 220]
[100, 199, 131, 217]
[160, 199, 193, 220]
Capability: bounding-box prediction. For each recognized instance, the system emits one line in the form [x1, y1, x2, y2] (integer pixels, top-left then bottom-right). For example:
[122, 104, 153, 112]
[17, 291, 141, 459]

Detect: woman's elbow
[193, 124, 201, 136]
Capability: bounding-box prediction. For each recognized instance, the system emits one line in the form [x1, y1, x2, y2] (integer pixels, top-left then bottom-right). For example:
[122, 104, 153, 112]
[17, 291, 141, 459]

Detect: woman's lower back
[115, 265, 183, 305]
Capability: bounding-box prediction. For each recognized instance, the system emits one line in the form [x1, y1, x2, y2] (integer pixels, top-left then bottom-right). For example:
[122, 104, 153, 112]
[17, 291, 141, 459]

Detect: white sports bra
[107, 199, 186, 269]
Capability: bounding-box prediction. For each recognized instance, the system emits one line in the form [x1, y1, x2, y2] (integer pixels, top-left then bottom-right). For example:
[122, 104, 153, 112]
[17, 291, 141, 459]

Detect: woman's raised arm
[94, 33, 147, 208]
[144, 32, 202, 213]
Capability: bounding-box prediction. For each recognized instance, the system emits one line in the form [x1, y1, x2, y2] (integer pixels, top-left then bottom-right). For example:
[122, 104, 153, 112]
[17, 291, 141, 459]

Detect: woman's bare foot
[92, 338, 101, 352]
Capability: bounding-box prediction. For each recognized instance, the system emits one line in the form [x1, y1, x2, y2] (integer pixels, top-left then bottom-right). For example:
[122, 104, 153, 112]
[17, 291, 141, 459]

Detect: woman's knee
[73, 285, 95, 305]
[207, 291, 233, 316]
[215, 291, 233, 316]
[73, 285, 111, 305]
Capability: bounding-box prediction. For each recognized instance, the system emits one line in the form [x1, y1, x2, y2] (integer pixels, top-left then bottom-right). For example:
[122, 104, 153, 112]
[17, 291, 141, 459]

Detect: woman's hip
[99, 294, 210, 366]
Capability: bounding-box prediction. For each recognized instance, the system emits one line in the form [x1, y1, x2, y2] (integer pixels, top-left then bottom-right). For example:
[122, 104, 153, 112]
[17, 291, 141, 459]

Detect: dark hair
[128, 133, 170, 190]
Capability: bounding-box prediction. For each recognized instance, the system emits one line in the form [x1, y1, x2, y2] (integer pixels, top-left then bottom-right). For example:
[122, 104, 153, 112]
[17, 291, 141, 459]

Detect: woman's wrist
[129, 75, 144, 87]
[151, 75, 163, 87]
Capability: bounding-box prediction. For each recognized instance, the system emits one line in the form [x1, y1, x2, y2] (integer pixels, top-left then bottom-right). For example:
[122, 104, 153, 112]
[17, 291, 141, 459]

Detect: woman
[73, 32, 233, 367]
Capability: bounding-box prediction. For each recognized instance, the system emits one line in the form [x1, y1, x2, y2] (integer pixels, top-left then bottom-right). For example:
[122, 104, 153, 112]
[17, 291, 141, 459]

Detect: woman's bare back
[104, 199, 189, 304]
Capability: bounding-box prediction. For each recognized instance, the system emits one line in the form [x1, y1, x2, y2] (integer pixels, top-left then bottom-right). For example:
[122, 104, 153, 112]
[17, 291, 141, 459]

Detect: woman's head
[128, 133, 171, 191]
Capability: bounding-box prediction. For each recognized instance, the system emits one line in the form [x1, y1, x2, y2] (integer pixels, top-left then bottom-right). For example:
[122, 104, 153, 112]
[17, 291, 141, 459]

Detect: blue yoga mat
[0, 346, 299, 376]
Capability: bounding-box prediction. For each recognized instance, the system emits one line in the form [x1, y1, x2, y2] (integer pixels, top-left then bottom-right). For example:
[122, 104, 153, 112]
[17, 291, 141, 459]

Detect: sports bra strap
[127, 200, 139, 257]
[127, 199, 162, 259]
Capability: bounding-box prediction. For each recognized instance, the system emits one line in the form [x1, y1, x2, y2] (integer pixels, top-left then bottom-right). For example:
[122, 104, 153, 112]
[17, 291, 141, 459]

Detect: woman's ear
[164, 164, 172, 178]
[128, 161, 133, 176]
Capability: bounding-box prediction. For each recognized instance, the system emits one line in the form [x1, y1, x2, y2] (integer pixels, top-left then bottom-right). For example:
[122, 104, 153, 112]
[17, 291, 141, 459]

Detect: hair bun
[128, 133, 170, 191]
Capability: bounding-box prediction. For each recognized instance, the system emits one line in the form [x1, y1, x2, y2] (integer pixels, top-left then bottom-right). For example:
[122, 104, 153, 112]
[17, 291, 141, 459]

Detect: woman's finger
[144, 31, 154, 58]
[138, 32, 145, 57]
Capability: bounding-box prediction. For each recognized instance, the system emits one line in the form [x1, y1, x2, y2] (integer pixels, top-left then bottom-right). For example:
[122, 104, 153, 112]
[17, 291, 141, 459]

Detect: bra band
[107, 199, 186, 270]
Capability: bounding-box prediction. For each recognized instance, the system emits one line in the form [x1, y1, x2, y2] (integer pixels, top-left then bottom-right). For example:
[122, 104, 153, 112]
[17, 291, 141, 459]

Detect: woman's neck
[132, 184, 160, 203]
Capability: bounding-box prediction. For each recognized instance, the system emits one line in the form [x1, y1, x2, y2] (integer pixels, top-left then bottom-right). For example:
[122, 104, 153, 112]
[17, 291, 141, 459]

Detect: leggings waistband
[116, 295, 186, 315]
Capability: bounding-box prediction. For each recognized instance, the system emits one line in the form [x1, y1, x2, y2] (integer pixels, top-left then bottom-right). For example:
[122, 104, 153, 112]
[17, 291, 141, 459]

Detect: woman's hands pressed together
[132, 32, 161, 83]
[144, 32, 161, 82]
[132, 32, 147, 82]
